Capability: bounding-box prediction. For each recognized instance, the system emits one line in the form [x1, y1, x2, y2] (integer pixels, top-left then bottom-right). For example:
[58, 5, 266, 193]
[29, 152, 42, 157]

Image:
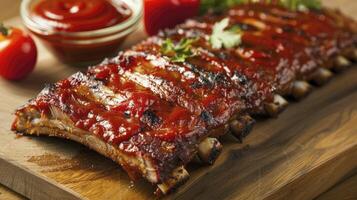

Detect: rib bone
[156, 166, 189, 195]
[197, 137, 223, 165]
[229, 115, 255, 142]
[311, 68, 334, 86]
[264, 95, 289, 117]
[334, 55, 351, 71]
[291, 81, 312, 100]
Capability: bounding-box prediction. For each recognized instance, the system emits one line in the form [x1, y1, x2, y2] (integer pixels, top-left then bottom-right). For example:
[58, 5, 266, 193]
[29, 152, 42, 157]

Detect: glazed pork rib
[12, 3, 357, 194]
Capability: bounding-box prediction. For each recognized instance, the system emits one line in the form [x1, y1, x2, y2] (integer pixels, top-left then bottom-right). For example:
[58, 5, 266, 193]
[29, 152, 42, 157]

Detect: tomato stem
[0, 23, 9, 36]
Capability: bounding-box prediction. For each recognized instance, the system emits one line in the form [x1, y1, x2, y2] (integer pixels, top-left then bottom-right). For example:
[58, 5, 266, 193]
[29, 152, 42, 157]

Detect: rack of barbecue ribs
[12, 2, 357, 195]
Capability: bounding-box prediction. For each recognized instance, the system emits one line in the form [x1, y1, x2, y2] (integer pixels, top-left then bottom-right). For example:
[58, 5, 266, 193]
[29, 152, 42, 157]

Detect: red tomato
[0, 24, 37, 80]
[144, 0, 200, 35]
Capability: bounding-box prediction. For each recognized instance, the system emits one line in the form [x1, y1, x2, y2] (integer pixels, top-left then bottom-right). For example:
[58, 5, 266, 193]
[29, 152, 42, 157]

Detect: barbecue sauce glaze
[27, 3, 355, 146]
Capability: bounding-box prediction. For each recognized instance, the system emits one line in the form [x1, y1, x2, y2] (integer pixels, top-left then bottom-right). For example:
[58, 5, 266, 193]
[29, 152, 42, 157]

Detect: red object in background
[144, 0, 200, 35]
[0, 25, 37, 80]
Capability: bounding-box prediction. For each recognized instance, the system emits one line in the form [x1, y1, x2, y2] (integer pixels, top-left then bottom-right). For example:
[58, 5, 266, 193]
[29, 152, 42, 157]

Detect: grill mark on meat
[141, 110, 161, 128]
[106, 51, 246, 127]
[155, 30, 275, 113]
[83, 69, 206, 141]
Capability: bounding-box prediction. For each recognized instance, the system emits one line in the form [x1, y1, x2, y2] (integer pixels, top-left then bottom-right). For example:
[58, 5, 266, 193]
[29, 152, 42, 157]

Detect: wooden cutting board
[0, 1, 356, 199]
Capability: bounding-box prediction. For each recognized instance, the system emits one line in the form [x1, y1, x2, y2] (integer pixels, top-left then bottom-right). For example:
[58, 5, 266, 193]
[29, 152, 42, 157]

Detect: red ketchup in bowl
[33, 0, 131, 32]
[22, 0, 141, 65]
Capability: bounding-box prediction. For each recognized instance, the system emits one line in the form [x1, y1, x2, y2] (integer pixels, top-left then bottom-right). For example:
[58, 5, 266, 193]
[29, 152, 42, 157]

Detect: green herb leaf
[161, 38, 197, 63]
[280, 0, 321, 11]
[209, 18, 242, 49]
[200, 0, 249, 14]
[299, 0, 321, 10]
[0, 23, 9, 36]
[200, 0, 321, 14]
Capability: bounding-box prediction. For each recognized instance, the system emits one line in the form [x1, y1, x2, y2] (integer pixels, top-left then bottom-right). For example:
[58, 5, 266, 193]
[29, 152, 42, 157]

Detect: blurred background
[1, 0, 357, 21]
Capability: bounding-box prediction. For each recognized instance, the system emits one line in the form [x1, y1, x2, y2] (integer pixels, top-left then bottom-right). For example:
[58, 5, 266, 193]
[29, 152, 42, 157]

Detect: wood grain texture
[0, 0, 356, 200]
[0, 184, 26, 200]
[316, 171, 357, 200]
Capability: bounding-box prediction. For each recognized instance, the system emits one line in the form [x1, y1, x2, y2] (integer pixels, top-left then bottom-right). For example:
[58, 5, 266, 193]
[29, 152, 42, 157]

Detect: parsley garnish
[209, 18, 242, 49]
[280, 0, 321, 11]
[161, 38, 197, 63]
[0, 23, 9, 36]
[200, 0, 249, 14]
